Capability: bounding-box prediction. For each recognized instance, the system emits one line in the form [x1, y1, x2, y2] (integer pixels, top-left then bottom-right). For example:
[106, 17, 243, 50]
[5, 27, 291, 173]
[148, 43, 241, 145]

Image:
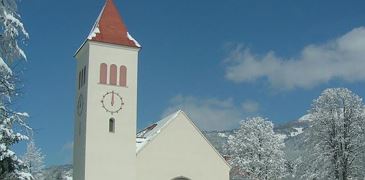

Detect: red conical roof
[88, 0, 140, 48]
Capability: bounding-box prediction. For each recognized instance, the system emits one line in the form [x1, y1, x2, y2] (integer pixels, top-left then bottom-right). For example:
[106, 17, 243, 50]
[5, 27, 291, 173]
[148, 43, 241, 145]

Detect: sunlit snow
[290, 127, 303, 137]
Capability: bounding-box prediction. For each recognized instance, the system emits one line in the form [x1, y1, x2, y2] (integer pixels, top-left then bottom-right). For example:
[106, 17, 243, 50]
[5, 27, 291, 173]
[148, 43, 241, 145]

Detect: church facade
[73, 1, 230, 179]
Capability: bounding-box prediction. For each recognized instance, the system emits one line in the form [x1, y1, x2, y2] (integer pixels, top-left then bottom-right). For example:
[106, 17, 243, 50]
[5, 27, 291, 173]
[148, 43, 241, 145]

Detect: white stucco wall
[136, 112, 230, 180]
[74, 41, 139, 180]
[73, 42, 89, 180]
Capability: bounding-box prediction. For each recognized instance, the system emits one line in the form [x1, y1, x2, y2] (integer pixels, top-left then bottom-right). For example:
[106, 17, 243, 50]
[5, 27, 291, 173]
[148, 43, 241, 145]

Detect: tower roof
[88, 0, 141, 48]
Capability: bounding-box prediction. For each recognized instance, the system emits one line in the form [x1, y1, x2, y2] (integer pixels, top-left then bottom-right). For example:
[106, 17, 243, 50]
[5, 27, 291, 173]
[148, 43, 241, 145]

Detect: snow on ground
[290, 127, 303, 137]
[298, 114, 312, 122]
[277, 133, 287, 140]
[218, 132, 227, 138]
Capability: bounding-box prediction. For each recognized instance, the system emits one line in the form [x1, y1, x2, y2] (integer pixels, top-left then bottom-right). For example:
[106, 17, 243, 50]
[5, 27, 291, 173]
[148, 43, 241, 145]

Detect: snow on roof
[127, 32, 141, 48]
[136, 110, 181, 153]
[87, 0, 140, 48]
[136, 110, 232, 169]
[87, 1, 105, 40]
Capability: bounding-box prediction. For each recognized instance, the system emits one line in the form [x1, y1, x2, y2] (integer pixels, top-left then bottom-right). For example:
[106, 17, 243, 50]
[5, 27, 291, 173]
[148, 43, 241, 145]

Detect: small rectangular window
[109, 118, 115, 133]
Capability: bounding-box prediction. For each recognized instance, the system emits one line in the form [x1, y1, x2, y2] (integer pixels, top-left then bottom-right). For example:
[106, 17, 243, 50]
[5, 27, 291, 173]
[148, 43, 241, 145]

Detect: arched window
[109, 118, 115, 133]
[100, 63, 107, 84]
[109, 64, 117, 85]
[119, 65, 127, 87]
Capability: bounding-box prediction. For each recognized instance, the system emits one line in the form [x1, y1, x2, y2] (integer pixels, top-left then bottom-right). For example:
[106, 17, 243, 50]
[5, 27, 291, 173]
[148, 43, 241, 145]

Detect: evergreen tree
[0, 0, 32, 179]
[23, 139, 45, 179]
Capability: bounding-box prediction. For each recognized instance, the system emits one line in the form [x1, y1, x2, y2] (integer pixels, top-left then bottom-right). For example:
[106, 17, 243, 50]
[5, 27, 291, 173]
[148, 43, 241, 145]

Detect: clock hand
[111, 91, 115, 106]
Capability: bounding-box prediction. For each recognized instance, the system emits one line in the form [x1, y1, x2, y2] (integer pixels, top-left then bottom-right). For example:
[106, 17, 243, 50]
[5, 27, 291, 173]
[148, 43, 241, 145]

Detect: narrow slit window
[81, 68, 84, 88]
[100, 63, 107, 84]
[109, 64, 117, 85]
[79, 121, 81, 136]
[78, 71, 82, 89]
[109, 118, 115, 133]
[119, 65, 127, 87]
[83, 66, 86, 85]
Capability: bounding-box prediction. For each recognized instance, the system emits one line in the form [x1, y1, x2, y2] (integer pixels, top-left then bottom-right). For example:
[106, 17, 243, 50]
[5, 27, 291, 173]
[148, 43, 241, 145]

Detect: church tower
[73, 0, 140, 179]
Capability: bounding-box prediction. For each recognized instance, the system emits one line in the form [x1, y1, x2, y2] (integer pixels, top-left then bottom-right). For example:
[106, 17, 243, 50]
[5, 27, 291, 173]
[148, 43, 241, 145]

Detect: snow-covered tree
[22, 139, 45, 179]
[300, 88, 365, 180]
[0, 0, 28, 63]
[0, 0, 32, 179]
[225, 117, 287, 180]
[0, 109, 31, 180]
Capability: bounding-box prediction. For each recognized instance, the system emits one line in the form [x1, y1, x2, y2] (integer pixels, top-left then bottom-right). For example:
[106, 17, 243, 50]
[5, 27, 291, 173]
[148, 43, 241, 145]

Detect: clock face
[77, 94, 84, 116]
[101, 91, 124, 114]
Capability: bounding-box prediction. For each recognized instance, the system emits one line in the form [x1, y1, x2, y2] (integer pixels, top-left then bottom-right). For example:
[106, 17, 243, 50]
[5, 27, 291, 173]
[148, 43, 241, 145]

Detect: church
[73, 0, 231, 179]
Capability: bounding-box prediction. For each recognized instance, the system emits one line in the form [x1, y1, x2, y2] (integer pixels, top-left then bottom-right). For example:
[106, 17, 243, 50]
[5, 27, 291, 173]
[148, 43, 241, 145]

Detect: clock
[77, 94, 84, 116]
[101, 91, 124, 114]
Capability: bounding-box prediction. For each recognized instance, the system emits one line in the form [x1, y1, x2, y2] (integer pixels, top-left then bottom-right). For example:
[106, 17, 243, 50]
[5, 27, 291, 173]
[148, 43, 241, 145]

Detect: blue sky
[14, 0, 365, 165]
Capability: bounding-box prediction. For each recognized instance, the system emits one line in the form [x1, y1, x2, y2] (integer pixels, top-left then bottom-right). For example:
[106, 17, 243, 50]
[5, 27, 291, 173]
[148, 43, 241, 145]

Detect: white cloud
[163, 95, 249, 131]
[60, 141, 73, 164]
[241, 100, 259, 113]
[224, 27, 365, 90]
[62, 141, 73, 151]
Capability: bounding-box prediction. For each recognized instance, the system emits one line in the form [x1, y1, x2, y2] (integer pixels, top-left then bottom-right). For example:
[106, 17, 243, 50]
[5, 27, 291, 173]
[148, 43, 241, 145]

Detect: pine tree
[225, 117, 287, 180]
[300, 88, 365, 180]
[0, 0, 32, 179]
[23, 139, 45, 179]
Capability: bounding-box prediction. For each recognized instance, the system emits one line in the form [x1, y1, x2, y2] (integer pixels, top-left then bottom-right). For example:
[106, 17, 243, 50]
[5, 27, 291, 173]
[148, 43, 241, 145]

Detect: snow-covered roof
[136, 110, 181, 153]
[87, 0, 140, 48]
[74, 0, 140, 57]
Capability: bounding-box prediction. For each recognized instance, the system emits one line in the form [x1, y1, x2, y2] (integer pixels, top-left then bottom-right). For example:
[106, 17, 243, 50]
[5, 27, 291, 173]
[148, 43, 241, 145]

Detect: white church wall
[74, 41, 139, 180]
[136, 112, 230, 180]
[73, 42, 89, 180]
